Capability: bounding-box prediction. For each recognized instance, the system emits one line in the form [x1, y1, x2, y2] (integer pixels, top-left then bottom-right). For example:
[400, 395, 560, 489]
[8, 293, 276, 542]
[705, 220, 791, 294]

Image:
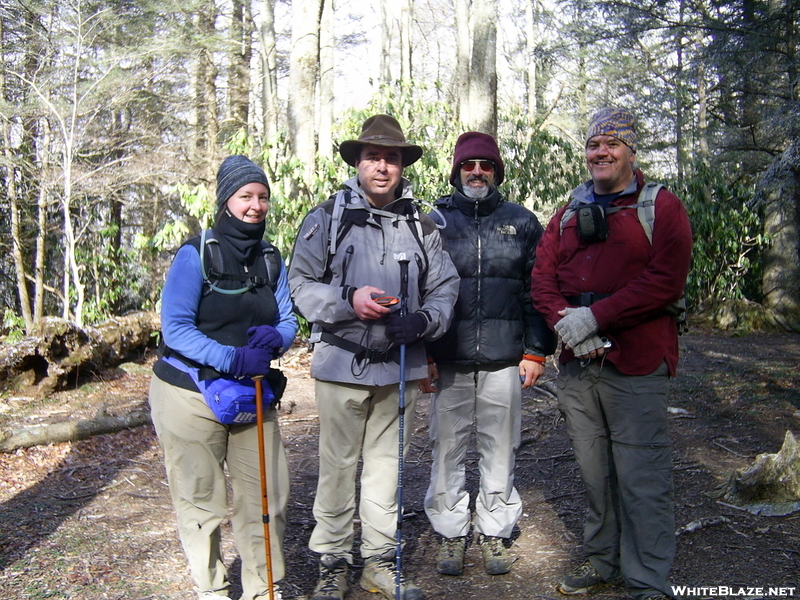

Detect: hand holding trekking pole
[253, 375, 276, 600]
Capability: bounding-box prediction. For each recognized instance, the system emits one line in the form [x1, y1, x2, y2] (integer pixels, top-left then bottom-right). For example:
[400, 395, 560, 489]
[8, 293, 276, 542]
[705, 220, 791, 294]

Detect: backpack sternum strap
[199, 229, 280, 296]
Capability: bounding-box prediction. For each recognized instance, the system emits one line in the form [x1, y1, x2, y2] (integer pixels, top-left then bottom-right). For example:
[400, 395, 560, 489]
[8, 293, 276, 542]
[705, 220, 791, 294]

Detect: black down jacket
[427, 188, 556, 366]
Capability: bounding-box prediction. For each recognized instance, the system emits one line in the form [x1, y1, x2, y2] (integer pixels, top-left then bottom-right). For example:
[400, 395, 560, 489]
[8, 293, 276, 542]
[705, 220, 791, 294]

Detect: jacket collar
[570, 169, 642, 205]
[344, 175, 416, 213]
[442, 186, 504, 217]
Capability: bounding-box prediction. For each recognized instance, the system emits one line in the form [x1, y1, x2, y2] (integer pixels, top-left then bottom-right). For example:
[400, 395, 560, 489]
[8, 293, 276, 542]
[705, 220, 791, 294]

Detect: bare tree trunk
[675, 0, 686, 185]
[696, 36, 710, 166]
[61, 148, 84, 326]
[525, 0, 537, 120]
[259, 0, 279, 143]
[34, 117, 49, 328]
[203, 47, 220, 180]
[761, 139, 800, 331]
[4, 122, 33, 332]
[468, 0, 498, 136]
[228, 0, 253, 134]
[400, 0, 412, 82]
[288, 0, 323, 188]
[318, 0, 334, 159]
[190, 1, 219, 184]
[380, 2, 393, 86]
[455, 0, 471, 123]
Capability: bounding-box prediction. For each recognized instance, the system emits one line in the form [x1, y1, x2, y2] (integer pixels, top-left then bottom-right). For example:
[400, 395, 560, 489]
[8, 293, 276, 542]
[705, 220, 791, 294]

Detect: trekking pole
[395, 256, 410, 600]
[253, 375, 276, 600]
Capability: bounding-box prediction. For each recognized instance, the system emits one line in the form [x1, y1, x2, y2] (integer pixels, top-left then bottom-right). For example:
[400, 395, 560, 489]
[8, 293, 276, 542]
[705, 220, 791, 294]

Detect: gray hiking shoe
[360, 554, 423, 600]
[557, 559, 617, 595]
[312, 554, 348, 600]
[478, 534, 513, 575]
[437, 536, 467, 576]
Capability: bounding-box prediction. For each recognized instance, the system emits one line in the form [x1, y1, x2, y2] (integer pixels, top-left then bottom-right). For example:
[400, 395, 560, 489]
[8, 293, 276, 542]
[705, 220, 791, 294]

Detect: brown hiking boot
[478, 534, 513, 575]
[436, 536, 467, 576]
[557, 559, 619, 595]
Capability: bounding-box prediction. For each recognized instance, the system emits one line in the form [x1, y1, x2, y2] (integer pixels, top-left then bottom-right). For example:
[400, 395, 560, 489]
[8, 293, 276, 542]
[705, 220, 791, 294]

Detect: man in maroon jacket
[531, 108, 692, 600]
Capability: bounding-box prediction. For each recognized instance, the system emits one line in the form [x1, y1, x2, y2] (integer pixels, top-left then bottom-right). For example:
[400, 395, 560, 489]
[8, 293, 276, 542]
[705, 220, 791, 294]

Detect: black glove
[386, 312, 427, 346]
[247, 325, 283, 358]
[230, 344, 273, 378]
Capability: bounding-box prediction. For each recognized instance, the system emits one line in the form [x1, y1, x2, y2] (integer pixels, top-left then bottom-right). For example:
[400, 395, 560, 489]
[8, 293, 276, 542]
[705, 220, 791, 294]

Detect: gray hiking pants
[557, 359, 675, 600]
[424, 365, 523, 539]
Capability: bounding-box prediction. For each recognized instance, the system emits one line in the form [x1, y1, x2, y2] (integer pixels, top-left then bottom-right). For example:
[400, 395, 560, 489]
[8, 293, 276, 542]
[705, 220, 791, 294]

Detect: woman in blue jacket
[149, 155, 297, 600]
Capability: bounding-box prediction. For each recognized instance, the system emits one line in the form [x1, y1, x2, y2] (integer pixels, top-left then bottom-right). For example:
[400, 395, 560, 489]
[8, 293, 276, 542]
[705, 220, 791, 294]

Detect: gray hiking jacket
[289, 176, 460, 386]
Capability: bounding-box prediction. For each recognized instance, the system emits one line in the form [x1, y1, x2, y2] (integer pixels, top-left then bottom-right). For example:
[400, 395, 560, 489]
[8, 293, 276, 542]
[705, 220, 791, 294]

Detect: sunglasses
[460, 160, 494, 172]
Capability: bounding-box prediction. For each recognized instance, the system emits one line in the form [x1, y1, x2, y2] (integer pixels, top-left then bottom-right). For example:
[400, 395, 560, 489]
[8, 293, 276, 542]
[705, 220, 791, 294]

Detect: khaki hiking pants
[309, 379, 418, 561]
[149, 375, 289, 600]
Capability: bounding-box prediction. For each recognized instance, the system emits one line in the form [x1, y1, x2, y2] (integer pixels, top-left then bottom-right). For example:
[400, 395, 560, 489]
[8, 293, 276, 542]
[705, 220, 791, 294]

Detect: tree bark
[379, 2, 393, 86]
[317, 0, 334, 159]
[34, 118, 49, 329]
[455, 0, 470, 123]
[259, 0, 280, 143]
[467, 0, 498, 136]
[525, 0, 537, 120]
[288, 0, 323, 188]
[400, 0, 412, 82]
[761, 139, 800, 331]
[3, 115, 33, 333]
[227, 0, 253, 134]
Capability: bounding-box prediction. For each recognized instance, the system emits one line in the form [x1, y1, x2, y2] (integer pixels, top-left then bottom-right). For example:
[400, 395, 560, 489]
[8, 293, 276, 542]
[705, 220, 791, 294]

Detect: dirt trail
[0, 331, 798, 599]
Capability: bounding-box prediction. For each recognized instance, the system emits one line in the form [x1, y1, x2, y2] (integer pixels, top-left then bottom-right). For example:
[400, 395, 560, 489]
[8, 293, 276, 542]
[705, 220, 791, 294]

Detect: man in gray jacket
[288, 114, 460, 600]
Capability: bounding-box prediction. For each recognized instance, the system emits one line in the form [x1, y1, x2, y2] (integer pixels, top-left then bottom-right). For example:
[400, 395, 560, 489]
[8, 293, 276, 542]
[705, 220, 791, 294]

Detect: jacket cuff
[343, 285, 356, 307]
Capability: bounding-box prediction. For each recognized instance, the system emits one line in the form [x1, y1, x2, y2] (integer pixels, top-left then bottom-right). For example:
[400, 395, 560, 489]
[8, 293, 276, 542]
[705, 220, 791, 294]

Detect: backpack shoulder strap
[559, 196, 581, 235]
[328, 189, 351, 257]
[199, 228, 217, 284]
[260, 241, 281, 291]
[636, 182, 662, 245]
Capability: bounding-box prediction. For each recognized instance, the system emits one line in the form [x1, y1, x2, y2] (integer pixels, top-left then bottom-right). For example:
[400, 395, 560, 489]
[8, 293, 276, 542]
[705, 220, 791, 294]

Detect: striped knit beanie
[215, 155, 270, 207]
[586, 108, 638, 153]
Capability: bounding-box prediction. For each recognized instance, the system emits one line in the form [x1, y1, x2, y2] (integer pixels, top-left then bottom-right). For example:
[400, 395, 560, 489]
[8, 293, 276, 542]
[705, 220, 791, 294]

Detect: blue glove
[386, 312, 427, 346]
[247, 325, 283, 358]
[230, 345, 273, 378]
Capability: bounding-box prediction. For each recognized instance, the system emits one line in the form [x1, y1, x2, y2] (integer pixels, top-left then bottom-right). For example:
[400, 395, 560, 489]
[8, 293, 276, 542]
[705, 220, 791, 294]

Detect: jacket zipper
[475, 201, 482, 356]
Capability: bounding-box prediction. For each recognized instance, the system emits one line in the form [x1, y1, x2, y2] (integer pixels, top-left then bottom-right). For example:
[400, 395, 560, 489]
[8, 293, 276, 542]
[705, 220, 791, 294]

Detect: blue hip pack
[162, 356, 286, 424]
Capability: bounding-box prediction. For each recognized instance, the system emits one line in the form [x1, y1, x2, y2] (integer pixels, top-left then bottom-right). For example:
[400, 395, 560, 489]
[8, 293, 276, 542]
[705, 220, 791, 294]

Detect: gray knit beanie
[215, 155, 270, 207]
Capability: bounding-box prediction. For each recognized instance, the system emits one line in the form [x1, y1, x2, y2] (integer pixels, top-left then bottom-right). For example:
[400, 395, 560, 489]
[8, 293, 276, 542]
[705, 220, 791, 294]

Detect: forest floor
[0, 330, 799, 600]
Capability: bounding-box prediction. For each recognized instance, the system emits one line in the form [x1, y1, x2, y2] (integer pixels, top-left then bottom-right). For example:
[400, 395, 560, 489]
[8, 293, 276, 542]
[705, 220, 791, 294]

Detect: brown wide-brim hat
[339, 114, 423, 167]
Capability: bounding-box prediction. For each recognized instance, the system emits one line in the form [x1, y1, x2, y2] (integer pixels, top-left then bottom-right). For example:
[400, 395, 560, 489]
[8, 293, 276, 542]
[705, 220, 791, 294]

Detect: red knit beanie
[450, 132, 505, 185]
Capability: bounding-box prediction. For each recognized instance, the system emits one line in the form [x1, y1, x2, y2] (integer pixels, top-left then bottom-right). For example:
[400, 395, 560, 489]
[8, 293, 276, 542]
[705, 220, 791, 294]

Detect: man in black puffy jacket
[421, 132, 556, 577]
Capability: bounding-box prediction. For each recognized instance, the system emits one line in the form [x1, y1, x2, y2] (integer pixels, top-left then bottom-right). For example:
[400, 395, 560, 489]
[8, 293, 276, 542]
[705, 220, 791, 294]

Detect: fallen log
[0, 408, 152, 452]
[0, 312, 159, 397]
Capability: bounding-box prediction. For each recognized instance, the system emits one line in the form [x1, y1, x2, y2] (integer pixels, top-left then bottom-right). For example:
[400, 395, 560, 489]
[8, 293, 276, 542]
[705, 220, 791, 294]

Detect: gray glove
[554, 306, 599, 348]
[572, 334, 607, 359]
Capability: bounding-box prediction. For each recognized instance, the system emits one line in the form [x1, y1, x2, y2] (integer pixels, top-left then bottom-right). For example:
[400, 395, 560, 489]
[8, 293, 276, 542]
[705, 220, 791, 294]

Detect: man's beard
[463, 177, 490, 199]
